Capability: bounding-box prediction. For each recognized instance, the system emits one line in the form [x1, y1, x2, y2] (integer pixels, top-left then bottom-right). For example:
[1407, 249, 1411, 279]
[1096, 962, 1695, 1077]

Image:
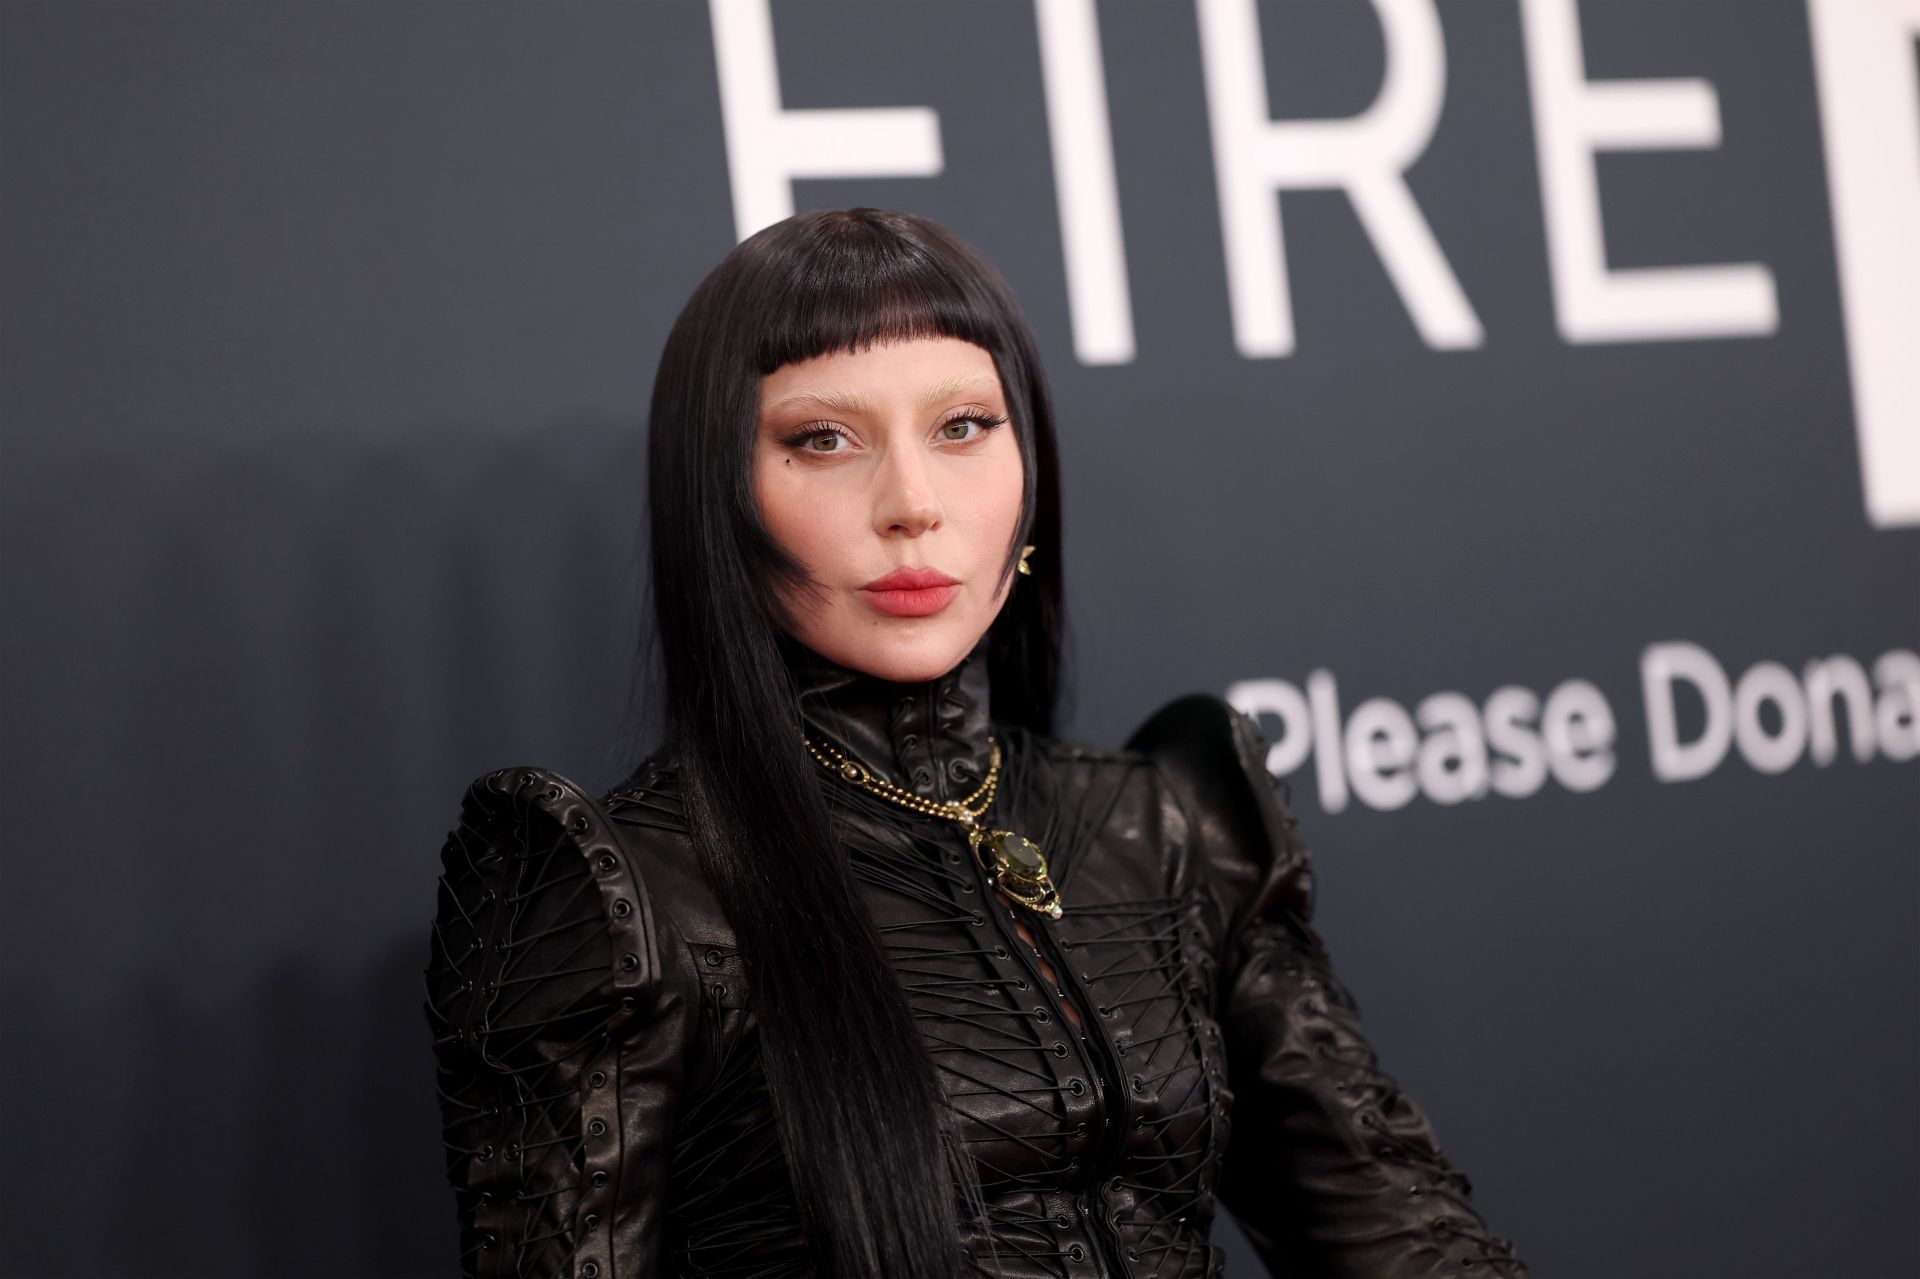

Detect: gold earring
[1017, 544, 1036, 576]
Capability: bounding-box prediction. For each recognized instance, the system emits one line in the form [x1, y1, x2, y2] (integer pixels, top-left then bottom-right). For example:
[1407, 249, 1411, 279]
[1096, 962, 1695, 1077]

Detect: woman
[423, 207, 1528, 1279]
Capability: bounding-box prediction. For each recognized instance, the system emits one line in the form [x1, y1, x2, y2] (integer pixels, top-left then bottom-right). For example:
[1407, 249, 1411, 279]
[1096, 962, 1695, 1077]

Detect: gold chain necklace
[802, 732, 1064, 919]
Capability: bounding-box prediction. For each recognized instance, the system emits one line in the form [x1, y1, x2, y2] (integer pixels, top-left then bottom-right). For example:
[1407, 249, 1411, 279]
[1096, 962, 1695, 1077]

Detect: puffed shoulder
[423, 765, 699, 1277]
[423, 765, 681, 1067]
[1123, 693, 1317, 934]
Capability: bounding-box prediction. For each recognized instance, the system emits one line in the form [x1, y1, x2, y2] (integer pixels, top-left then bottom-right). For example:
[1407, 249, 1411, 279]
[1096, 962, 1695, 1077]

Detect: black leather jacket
[423, 637, 1528, 1278]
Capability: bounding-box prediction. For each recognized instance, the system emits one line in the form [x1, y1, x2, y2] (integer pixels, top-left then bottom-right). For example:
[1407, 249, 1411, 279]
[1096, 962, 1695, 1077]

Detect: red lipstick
[861, 566, 961, 617]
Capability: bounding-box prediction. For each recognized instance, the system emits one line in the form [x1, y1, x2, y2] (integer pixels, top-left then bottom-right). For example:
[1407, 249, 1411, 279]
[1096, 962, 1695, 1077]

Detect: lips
[861, 566, 962, 617]
[863, 567, 960, 592]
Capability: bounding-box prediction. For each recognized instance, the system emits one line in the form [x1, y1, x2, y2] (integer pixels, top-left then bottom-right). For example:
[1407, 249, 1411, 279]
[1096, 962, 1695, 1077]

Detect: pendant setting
[967, 825, 1063, 919]
[801, 730, 1063, 917]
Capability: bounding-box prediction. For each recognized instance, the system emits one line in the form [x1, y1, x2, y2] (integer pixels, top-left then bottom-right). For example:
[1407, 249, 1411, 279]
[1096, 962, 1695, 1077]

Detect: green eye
[938, 412, 1008, 442]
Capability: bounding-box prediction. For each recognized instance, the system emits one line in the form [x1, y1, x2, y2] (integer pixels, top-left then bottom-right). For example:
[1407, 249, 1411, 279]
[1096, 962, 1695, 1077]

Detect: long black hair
[638, 208, 1066, 1277]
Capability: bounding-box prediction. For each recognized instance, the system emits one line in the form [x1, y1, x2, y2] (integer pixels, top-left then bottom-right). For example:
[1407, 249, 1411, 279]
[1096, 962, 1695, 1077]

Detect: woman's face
[754, 335, 1025, 684]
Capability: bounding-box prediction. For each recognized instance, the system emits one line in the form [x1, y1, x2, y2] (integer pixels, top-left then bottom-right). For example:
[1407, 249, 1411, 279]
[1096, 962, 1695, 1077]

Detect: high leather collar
[783, 632, 995, 806]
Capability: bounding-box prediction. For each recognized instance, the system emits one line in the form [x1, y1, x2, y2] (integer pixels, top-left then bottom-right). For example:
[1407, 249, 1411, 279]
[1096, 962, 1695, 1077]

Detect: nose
[873, 438, 943, 538]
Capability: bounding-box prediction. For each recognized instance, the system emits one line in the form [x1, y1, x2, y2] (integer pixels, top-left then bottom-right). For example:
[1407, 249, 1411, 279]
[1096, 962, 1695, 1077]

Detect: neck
[782, 631, 995, 805]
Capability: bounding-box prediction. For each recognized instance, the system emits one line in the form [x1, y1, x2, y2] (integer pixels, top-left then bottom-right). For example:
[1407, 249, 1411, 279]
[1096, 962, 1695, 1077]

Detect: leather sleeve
[422, 765, 696, 1279]
[1127, 695, 1528, 1278]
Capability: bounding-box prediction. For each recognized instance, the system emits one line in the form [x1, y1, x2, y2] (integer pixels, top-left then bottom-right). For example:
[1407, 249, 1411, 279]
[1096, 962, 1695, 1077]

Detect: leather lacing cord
[609, 767, 830, 1277]
[956, 1195, 1118, 1276]
[1313, 1039, 1524, 1272]
[1282, 927, 1526, 1277]
[494, 910, 620, 1270]
[660, 771, 1133, 1278]
[425, 790, 632, 1276]
[601, 743, 1263, 1277]
[1077, 891, 1228, 1277]
[1231, 723, 1528, 1270]
[938, 853, 1222, 1278]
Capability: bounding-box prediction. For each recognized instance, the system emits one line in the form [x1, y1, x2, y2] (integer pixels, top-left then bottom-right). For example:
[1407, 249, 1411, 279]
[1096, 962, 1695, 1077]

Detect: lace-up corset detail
[424, 691, 1532, 1278]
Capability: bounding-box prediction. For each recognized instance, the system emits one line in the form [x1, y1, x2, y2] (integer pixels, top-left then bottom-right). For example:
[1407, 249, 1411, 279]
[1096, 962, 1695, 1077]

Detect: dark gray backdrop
[2, 1, 1914, 1276]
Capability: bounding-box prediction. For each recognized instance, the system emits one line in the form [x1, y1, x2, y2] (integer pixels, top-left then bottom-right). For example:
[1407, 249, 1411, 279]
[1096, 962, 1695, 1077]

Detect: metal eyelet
[588, 1071, 607, 1088]
[620, 953, 639, 972]
[611, 899, 631, 918]
[1067, 1245, 1085, 1262]
[596, 852, 616, 871]
[705, 948, 724, 966]
[588, 1119, 607, 1137]
[1067, 1078, 1085, 1096]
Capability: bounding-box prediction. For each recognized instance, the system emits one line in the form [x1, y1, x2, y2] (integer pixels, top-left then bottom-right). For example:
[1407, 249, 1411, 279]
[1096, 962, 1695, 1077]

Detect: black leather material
[423, 639, 1529, 1278]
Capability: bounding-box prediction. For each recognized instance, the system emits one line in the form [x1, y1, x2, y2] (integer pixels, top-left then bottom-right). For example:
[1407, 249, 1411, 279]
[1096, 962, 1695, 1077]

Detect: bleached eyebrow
[763, 371, 999, 418]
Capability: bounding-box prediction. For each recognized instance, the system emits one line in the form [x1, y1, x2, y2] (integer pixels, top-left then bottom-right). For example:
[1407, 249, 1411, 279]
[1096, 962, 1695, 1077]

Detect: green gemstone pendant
[969, 827, 1063, 919]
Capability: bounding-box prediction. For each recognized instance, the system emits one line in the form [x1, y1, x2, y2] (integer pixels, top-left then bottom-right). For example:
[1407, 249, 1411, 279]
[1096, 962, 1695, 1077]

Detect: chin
[818, 618, 985, 684]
